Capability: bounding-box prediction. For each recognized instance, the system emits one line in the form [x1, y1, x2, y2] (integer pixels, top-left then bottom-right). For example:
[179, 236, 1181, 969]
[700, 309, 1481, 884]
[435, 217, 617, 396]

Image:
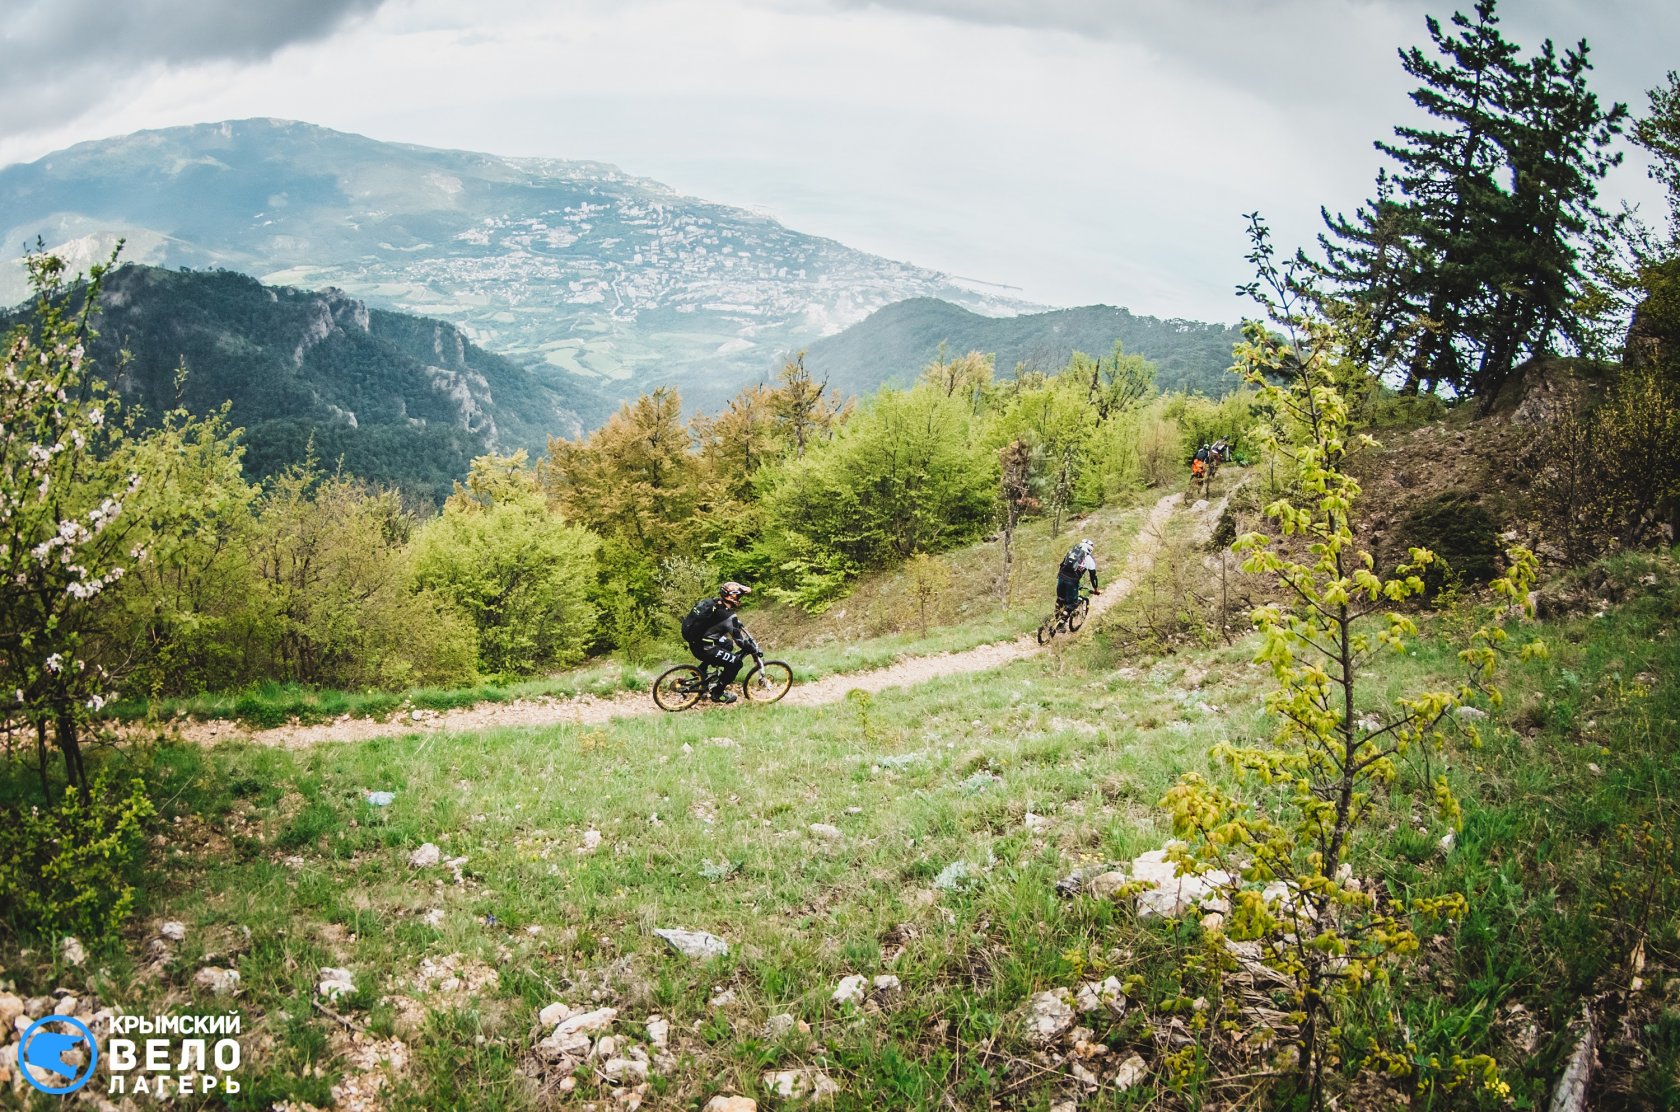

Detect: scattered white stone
[809, 823, 843, 840]
[410, 709, 424, 722]
[553, 1006, 617, 1043]
[762, 1069, 840, 1100]
[539, 1002, 572, 1027]
[682, 743, 694, 754]
[59, 936, 86, 966]
[52, 995, 78, 1016]
[655, 928, 729, 960]
[832, 974, 867, 1005]
[1588, 762, 1603, 776]
[578, 829, 604, 854]
[317, 967, 355, 999]
[538, 1029, 592, 1061]
[1439, 831, 1457, 854]
[704, 1097, 758, 1112]
[0, 993, 22, 1030]
[409, 843, 441, 869]
[1087, 871, 1129, 900]
[195, 966, 241, 995]
[762, 1014, 803, 1039]
[1051, 1101, 1077, 1112]
[871, 975, 901, 995]
[1024, 811, 1050, 832]
[422, 908, 445, 927]
[1457, 706, 1488, 721]
[603, 1056, 648, 1083]
[709, 988, 736, 1007]
[645, 1015, 670, 1048]
[1074, 976, 1125, 1015]
[159, 921, 187, 942]
[1024, 990, 1076, 1044]
[1113, 1053, 1148, 1090]
[1130, 849, 1233, 919]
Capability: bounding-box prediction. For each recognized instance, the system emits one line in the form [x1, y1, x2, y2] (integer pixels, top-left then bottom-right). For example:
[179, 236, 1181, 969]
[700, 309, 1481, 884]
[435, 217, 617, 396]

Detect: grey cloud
[0, 0, 390, 139]
[827, 0, 1673, 108]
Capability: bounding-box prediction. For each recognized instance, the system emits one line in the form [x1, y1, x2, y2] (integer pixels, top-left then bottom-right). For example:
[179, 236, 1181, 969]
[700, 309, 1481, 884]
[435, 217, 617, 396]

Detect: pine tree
[1316, 0, 1625, 402]
[1472, 37, 1626, 406]
[1377, 0, 1520, 395]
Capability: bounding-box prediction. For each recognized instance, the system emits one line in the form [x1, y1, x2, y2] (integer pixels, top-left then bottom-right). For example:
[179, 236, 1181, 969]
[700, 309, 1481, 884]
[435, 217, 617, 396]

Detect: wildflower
[44, 653, 63, 674]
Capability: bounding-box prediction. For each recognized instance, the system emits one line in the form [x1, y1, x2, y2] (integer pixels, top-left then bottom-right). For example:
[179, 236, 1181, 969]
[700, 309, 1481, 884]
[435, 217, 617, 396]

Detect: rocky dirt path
[170, 493, 1186, 750]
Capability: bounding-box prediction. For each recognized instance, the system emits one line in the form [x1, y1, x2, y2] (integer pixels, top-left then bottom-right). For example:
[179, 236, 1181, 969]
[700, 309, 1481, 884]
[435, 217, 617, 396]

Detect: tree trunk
[55, 707, 86, 796]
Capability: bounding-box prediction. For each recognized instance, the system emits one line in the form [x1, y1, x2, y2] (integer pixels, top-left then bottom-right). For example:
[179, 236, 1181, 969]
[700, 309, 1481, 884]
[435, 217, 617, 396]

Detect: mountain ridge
[0, 119, 1033, 410]
[801, 297, 1247, 397]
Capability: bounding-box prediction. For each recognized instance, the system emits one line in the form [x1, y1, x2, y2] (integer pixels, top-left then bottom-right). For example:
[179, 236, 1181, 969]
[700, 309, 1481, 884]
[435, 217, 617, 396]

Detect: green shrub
[0, 773, 156, 945]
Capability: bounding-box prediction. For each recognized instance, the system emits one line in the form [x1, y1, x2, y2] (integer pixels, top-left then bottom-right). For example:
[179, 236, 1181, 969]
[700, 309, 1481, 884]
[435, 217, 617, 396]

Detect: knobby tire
[653, 664, 705, 712]
[742, 660, 793, 703]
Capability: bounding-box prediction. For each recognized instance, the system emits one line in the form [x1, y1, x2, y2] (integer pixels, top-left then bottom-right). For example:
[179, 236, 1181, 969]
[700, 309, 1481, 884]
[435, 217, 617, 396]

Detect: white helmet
[1079, 538, 1094, 553]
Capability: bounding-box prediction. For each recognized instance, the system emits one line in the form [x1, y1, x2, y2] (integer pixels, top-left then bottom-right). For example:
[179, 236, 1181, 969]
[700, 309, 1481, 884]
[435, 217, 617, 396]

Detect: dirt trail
[170, 493, 1185, 750]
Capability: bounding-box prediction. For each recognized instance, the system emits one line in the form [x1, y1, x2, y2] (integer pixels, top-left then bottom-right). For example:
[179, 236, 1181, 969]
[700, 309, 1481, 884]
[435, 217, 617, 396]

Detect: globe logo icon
[18, 1015, 99, 1095]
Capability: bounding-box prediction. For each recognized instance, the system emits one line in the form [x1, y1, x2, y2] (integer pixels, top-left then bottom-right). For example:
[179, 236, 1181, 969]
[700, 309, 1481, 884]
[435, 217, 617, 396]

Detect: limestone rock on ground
[1024, 990, 1076, 1044]
[654, 928, 729, 960]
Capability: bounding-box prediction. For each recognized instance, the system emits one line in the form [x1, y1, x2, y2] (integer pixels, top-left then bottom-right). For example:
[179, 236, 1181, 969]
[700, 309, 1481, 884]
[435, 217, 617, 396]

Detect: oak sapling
[1158, 217, 1543, 1107]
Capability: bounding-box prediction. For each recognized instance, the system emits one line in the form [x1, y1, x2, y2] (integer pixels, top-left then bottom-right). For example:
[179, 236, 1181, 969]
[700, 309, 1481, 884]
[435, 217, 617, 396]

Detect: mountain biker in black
[681, 581, 756, 703]
[1056, 539, 1101, 617]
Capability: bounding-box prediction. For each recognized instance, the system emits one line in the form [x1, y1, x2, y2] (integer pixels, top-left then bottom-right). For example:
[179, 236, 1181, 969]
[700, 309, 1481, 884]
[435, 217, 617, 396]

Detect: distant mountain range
[0, 119, 1031, 410]
[25, 264, 599, 501]
[802, 298, 1247, 397]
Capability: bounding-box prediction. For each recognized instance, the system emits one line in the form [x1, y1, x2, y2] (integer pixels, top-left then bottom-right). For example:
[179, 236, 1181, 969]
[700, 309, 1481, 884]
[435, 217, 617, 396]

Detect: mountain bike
[652, 636, 793, 711]
[1036, 588, 1091, 645]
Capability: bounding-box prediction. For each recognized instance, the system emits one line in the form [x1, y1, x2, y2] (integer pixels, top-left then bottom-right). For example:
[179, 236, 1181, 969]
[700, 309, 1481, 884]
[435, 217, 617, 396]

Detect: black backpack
[681, 597, 722, 642]
[1059, 545, 1083, 577]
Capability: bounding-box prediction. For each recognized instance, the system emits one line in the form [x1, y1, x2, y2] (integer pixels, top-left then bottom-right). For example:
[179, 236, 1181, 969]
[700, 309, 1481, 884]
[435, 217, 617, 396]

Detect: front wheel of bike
[741, 660, 793, 703]
[652, 664, 705, 711]
[1036, 616, 1057, 645]
[1067, 597, 1090, 633]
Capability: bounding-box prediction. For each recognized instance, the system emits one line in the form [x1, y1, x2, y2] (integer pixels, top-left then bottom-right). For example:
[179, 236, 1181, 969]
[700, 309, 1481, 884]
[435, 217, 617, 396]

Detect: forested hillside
[9, 264, 609, 501]
[802, 297, 1248, 397]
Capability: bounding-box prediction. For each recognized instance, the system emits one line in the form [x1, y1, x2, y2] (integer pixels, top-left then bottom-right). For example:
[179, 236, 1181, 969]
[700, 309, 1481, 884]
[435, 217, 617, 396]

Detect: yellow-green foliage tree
[251, 464, 477, 688]
[1159, 218, 1543, 1107]
[413, 452, 599, 674]
[104, 405, 262, 697]
[541, 387, 698, 553]
[761, 383, 996, 609]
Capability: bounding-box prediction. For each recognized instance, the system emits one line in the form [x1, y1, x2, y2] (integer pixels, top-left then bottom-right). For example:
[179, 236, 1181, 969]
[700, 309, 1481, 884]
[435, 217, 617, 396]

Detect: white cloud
[1, 0, 1671, 322]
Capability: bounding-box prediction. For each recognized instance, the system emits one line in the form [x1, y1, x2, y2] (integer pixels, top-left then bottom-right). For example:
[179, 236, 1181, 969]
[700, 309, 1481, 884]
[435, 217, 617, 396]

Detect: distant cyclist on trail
[681, 581, 757, 703]
[1056, 539, 1100, 618]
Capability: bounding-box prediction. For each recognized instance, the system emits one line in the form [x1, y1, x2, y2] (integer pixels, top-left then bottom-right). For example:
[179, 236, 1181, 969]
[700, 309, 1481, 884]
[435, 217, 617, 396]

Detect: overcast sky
[2, 0, 1674, 322]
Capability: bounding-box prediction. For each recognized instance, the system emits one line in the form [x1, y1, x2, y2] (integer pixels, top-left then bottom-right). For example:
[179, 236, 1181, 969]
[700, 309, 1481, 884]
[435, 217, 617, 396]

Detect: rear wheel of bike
[1036, 616, 1057, 645]
[653, 664, 704, 711]
[1067, 597, 1090, 632]
[741, 660, 793, 703]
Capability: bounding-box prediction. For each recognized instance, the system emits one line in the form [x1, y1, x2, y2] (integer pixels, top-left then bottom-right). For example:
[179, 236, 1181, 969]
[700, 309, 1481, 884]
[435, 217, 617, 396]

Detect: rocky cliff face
[44, 263, 596, 500]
